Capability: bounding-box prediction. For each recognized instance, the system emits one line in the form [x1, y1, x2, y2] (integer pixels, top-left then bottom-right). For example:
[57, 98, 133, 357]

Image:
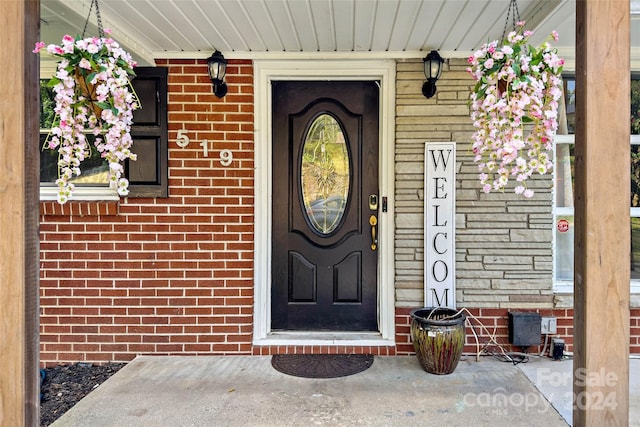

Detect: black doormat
[271, 354, 374, 378]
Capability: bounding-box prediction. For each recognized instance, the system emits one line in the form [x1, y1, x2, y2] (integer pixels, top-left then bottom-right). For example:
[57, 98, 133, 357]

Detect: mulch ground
[40, 362, 126, 426]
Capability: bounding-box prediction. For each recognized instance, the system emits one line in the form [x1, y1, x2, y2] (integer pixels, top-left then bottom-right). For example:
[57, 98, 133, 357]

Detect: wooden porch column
[574, 0, 630, 425]
[0, 0, 41, 426]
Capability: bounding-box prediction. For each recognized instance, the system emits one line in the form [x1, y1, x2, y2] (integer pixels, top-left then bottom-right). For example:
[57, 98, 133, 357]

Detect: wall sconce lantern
[422, 50, 444, 99]
[207, 50, 228, 98]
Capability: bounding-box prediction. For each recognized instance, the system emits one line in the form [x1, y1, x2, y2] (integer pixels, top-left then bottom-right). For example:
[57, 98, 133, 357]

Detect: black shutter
[127, 67, 168, 197]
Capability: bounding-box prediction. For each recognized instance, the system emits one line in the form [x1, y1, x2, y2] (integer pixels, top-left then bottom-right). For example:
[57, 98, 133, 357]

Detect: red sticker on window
[557, 219, 570, 233]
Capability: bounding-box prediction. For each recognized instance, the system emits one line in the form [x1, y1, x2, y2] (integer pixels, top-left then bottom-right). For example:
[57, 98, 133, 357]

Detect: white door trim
[253, 59, 396, 346]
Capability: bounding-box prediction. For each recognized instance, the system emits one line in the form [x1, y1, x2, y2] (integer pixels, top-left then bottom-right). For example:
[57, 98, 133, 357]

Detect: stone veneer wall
[394, 58, 554, 310]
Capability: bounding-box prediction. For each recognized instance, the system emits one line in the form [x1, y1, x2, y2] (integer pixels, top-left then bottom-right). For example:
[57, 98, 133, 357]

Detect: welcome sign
[424, 142, 456, 308]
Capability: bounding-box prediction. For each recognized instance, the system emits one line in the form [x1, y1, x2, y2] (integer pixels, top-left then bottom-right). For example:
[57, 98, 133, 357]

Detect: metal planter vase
[410, 307, 466, 375]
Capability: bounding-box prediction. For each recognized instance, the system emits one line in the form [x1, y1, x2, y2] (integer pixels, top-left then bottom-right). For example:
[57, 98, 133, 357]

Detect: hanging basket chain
[82, 0, 104, 39]
[500, 0, 521, 43]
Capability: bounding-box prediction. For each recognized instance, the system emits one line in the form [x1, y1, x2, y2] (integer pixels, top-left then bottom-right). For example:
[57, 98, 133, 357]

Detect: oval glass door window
[301, 114, 350, 234]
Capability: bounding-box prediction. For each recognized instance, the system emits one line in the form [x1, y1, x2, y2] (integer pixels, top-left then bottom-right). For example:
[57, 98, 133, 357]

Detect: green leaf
[46, 77, 61, 87]
[513, 45, 521, 57]
[89, 58, 100, 71]
[489, 61, 503, 75]
[116, 58, 133, 70]
[95, 101, 112, 110]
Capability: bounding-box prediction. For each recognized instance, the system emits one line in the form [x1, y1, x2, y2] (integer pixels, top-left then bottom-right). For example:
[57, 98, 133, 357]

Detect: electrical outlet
[541, 316, 557, 334]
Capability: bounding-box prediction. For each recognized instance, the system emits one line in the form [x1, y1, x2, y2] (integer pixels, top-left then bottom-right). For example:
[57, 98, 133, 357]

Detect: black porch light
[207, 50, 228, 98]
[422, 50, 444, 99]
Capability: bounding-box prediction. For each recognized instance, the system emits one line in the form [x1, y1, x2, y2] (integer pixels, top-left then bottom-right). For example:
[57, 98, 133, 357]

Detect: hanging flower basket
[34, 29, 139, 204]
[74, 68, 104, 118]
[467, 21, 564, 197]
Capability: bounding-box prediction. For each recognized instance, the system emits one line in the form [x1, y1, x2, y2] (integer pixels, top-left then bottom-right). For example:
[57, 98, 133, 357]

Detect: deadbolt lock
[369, 194, 378, 210]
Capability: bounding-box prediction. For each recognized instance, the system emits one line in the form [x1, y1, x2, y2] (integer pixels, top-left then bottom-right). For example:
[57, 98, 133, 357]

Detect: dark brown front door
[272, 81, 379, 331]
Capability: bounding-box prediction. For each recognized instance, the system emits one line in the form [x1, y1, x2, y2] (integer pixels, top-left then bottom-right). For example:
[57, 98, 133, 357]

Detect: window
[553, 76, 640, 293]
[39, 67, 168, 200]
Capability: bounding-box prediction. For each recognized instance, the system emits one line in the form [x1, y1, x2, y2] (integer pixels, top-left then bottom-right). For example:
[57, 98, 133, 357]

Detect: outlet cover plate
[541, 316, 557, 334]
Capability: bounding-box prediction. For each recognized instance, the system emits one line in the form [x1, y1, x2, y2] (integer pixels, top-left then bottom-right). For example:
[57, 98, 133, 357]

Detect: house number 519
[176, 129, 233, 167]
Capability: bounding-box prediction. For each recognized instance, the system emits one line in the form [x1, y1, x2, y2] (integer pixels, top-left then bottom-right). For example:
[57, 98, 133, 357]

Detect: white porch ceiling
[39, 0, 634, 67]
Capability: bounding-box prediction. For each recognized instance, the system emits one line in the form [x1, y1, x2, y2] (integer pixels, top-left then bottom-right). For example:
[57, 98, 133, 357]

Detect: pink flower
[78, 58, 92, 70]
[33, 32, 139, 203]
[87, 43, 100, 54]
[468, 23, 562, 198]
[33, 42, 45, 53]
[49, 45, 64, 55]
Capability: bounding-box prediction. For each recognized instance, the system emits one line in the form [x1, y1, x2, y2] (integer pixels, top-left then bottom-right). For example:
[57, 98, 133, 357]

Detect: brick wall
[39, 59, 255, 366]
[395, 307, 640, 356]
[38, 57, 640, 365]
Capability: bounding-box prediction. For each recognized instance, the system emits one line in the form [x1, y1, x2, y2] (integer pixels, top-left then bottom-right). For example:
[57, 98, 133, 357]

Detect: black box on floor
[508, 311, 541, 347]
[552, 338, 565, 360]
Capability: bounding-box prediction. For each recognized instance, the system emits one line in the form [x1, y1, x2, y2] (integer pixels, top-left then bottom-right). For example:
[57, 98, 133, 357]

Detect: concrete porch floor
[50, 355, 639, 427]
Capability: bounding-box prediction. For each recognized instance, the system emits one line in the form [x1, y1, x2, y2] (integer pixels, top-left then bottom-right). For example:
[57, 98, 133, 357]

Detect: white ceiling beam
[44, 0, 156, 65]
[521, 0, 566, 31]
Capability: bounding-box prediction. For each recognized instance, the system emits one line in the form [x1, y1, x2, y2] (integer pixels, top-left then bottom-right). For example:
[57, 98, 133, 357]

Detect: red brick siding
[38, 57, 640, 365]
[39, 59, 255, 366]
[395, 307, 640, 356]
[252, 346, 396, 356]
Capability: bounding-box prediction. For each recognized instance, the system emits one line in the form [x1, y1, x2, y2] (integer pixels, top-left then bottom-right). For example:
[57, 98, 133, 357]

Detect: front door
[272, 81, 379, 331]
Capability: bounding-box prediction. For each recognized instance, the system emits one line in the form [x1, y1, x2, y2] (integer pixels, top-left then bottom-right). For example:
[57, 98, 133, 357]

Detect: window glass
[39, 80, 109, 186]
[555, 143, 574, 208]
[562, 78, 640, 135]
[632, 217, 640, 280]
[554, 76, 640, 286]
[633, 145, 640, 206]
[301, 113, 350, 234]
[563, 79, 575, 134]
[40, 83, 56, 129]
[632, 79, 640, 135]
[554, 216, 574, 281]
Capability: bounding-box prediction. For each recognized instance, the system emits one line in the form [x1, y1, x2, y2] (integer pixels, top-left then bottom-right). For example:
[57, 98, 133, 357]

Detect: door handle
[369, 215, 378, 251]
